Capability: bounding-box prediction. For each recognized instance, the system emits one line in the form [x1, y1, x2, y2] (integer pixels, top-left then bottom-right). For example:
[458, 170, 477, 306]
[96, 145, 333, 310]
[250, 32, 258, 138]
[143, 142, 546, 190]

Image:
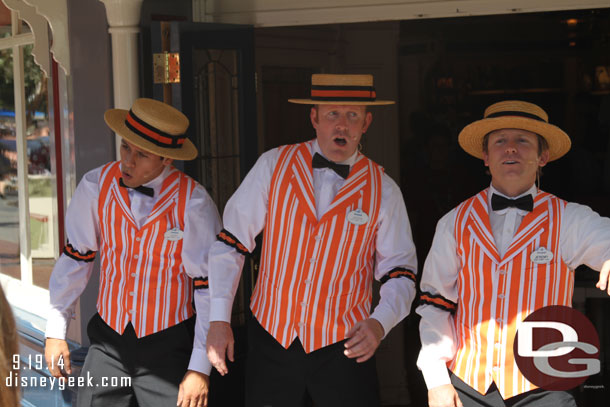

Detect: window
[0, 2, 60, 322]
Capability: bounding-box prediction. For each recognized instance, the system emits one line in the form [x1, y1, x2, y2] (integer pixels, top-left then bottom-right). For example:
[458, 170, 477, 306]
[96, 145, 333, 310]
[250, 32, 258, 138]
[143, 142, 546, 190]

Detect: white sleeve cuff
[421, 361, 452, 390]
[210, 298, 232, 323]
[188, 348, 212, 375]
[45, 310, 70, 340]
[369, 309, 395, 339]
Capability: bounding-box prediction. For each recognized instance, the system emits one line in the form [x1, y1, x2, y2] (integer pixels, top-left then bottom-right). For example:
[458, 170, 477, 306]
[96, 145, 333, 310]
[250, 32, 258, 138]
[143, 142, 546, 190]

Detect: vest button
[134, 254, 139, 259]
[498, 294, 505, 299]
[496, 318, 503, 323]
[301, 302, 307, 307]
[498, 269, 506, 275]
[314, 235, 321, 241]
[136, 237, 141, 242]
[304, 279, 312, 285]
[129, 292, 134, 296]
[309, 258, 315, 263]
[131, 273, 136, 277]
[298, 322, 305, 327]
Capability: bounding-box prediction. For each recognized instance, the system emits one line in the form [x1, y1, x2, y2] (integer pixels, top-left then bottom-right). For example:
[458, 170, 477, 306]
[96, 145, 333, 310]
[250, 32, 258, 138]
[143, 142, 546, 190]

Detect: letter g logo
[514, 306, 600, 391]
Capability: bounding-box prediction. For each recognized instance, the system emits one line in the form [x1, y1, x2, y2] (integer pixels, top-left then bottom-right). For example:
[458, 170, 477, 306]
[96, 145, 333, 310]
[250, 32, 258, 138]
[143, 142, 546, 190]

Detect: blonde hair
[0, 286, 20, 407]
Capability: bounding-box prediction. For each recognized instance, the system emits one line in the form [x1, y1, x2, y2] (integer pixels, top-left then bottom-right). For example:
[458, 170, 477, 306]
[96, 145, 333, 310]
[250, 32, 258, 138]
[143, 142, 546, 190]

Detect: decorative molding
[197, 0, 610, 27]
[20, 0, 70, 75]
[2, 0, 50, 76]
[99, 0, 143, 27]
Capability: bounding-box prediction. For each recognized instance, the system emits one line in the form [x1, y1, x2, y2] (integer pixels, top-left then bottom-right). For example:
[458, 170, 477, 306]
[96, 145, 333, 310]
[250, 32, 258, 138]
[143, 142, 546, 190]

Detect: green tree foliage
[0, 43, 48, 117]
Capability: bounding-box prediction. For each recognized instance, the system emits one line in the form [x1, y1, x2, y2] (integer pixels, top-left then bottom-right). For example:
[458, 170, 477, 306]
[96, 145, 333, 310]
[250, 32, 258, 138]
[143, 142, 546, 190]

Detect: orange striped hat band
[125, 110, 187, 149]
[310, 85, 377, 102]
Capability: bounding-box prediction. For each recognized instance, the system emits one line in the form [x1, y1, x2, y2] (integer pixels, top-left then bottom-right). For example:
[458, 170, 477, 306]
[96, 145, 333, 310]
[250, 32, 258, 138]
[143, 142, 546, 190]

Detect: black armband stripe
[63, 242, 96, 263]
[419, 291, 457, 314]
[193, 277, 209, 290]
[217, 229, 249, 255]
[380, 267, 416, 284]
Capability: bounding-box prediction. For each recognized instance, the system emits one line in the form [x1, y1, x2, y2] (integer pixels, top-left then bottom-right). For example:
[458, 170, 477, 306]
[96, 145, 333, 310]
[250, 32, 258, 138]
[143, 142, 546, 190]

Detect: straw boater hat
[104, 98, 198, 160]
[458, 100, 571, 162]
[288, 74, 394, 105]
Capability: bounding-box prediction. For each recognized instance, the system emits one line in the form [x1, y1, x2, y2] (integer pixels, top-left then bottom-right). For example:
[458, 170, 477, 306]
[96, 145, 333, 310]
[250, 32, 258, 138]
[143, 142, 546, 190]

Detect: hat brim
[458, 117, 571, 162]
[104, 109, 198, 161]
[288, 98, 395, 106]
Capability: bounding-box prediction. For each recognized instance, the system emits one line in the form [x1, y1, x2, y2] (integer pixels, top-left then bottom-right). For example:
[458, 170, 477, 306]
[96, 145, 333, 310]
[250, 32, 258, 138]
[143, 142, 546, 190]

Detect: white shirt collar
[312, 139, 358, 167]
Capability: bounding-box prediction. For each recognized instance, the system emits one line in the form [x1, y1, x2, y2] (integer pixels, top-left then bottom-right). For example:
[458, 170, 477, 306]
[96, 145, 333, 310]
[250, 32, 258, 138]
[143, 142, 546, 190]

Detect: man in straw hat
[206, 74, 417, 406]
[416, 100, 610, 407]
[44, 98, 221, 407]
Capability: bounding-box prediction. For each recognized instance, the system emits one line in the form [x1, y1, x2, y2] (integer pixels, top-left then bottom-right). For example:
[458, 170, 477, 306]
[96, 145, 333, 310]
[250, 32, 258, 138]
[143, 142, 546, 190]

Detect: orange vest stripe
[96, 162, 196, 337]
[450, 189, 572, 398]
[250, 141, 383, 352]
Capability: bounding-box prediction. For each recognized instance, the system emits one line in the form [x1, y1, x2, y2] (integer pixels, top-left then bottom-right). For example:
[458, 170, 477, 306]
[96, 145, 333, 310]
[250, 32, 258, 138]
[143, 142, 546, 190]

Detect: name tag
[347, 209, 369, 226]
[164, 227, 184, 241]
[530, 247, 553, 264]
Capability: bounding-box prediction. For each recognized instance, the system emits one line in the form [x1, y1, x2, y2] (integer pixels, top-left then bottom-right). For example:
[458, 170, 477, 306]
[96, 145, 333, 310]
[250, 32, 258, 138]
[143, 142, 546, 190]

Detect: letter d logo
[514, 305, 600, 391]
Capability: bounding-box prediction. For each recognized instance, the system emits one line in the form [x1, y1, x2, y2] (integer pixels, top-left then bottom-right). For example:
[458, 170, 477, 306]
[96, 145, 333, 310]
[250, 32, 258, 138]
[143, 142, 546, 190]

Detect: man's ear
[362, 111, 373, 133]
[162, 157, 174, 166]
[483, 151, 490, 167]
[538, 150, 550, 168]
[310, 107, 318, 129]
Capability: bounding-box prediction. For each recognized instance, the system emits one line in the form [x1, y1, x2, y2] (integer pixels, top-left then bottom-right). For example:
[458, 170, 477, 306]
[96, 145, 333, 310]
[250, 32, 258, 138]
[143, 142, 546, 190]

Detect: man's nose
[504, 142, 517, 153]
[123, 153, 135, 167]
[335, 114, 348, 129]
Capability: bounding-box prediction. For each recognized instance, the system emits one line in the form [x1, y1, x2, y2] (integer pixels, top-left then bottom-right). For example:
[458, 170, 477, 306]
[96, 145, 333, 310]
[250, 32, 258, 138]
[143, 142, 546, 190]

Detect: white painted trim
[99, 0, 144, 159]
[21, 0, 71, 75]
[0, 32, 33, 50]
[3, 0, 50, 76]
[196, 0, 610, 27]
[11, 11, 33, 285]
[0, 275, 50, 327]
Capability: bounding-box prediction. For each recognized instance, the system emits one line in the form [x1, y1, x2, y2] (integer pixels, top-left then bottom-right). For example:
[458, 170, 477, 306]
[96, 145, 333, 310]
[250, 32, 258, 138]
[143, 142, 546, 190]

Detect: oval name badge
[530, 247, 553, 264]
[347, 209, 369, 226]
[164, 227, 184, 241]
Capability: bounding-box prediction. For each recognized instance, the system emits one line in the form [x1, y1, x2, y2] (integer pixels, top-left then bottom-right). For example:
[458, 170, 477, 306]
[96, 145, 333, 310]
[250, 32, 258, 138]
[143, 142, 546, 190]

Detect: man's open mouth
[334, 137, 347, 146]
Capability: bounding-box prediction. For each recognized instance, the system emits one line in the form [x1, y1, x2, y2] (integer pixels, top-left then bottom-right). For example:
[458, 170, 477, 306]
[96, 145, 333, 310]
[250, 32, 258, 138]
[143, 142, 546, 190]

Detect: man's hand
[206, 321, 234, 375]
[177, 370, 210, 407]
[596, 259, 610, 296]
[344, 318, 385, 363]
[44, 338, 71, 378]
[428, 384, 463, 407]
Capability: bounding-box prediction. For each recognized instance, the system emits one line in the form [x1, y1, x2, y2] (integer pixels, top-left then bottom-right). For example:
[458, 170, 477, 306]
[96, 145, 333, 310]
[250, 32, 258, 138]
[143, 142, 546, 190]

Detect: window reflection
[0, 40, 53, 288]
[0, 46, 20, 282]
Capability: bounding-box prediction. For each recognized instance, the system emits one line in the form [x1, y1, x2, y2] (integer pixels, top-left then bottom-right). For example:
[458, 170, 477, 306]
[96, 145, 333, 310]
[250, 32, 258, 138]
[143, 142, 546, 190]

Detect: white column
[99, 0, 143, 158]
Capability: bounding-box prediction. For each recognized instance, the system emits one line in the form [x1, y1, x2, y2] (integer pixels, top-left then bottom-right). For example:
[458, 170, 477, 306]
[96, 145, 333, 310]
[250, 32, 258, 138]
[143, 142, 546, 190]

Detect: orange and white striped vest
[250, 141, 384, 353]
[451, 189, 573, 399]
[95, 162, 197, 337]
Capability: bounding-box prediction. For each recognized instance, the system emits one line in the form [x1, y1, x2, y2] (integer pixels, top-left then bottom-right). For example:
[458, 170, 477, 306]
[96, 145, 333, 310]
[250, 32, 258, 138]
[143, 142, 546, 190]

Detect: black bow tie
[312, 153, 350, 179]
[491, 193, 533, 212]
[119, 178, 154, 198]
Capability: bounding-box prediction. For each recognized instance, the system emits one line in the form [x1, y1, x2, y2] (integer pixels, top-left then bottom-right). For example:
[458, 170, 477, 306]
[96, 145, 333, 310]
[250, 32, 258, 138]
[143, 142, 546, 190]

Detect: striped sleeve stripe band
[380, 267, 416, 284]
[217, 229, 249, 255]
[420, 292, 457, 313]
[193, 277, 209, 290]
[63, 242, 96, 262]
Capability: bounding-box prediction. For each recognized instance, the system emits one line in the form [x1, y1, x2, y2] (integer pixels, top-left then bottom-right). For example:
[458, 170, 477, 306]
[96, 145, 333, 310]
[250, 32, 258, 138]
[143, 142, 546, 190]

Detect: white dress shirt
[46, 164, 222, 374]
[416, 184, 610, 390]
[208, 140, 418, 338]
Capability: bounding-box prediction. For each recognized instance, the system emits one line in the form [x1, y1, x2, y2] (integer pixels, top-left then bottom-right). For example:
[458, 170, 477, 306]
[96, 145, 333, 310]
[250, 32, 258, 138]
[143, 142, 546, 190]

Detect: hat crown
[311, 74, 374, 87]
[484, 100, 549, 123]
[131, 98, 189, 136]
